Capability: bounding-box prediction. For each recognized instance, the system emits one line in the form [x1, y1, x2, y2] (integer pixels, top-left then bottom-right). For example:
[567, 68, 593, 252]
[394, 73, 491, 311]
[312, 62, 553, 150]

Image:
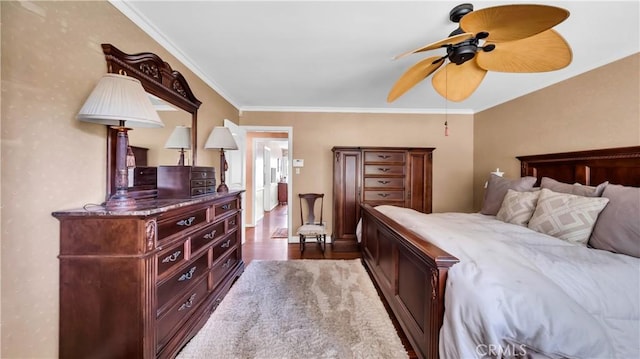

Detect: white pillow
[496, 189, 540, 226]
[528, 188, 609, 245]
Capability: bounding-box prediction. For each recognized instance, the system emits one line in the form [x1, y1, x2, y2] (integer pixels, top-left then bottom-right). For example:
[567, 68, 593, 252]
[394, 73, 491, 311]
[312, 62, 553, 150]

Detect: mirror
[102, 44, 202, 199]
[128, 97, 193, 167]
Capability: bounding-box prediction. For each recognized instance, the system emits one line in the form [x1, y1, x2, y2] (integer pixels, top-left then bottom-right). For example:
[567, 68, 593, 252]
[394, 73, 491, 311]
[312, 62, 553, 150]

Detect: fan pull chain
[444, 121, 449, 136]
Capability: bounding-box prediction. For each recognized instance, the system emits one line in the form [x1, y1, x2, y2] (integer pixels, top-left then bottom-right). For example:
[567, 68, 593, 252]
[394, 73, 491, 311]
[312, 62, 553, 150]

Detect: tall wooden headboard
[518, 146, 640, 187]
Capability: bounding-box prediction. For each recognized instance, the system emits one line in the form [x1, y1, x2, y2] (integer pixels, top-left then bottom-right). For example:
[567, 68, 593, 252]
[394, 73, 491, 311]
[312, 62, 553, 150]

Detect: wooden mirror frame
[102, 43, 202, 200]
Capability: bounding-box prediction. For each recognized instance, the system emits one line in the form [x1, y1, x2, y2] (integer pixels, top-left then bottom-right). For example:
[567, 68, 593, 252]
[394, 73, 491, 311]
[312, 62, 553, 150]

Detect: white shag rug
[177, 259, 408, 359]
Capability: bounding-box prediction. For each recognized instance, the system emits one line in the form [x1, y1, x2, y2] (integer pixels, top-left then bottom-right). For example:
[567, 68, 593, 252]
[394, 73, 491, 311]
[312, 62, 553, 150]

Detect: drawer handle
[221, 239, 232, 248]
[229, 219, 236, 226]
[178, 294, 197, 311]
[177, 216, 196, 227]
[222, 258, 232, 269]
[221, 204, 231, 210]
[378, 168, 390, 172]
[377, 193, 390, 198]
[179, 266, 197, 281]
[378, 180, 391, 184]
[377, 155, 391, 159]
[162, 251, 182, 263]
[204, 230, 217, 240]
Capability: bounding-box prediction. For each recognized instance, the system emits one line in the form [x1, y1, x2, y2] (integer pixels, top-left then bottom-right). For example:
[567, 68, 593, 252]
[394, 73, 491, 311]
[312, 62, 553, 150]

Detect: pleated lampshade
[165, 126, 192, 149]
[77, 73, 164, 128]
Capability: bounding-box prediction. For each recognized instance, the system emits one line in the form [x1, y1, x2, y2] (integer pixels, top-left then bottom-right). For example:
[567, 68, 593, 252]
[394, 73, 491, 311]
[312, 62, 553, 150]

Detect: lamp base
[216, 183, 229, 193]
[105, 191, 137, 211]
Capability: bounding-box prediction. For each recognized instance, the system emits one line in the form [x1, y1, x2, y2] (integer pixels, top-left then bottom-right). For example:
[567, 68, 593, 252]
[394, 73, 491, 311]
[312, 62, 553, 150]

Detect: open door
[223, 119, 247, 244]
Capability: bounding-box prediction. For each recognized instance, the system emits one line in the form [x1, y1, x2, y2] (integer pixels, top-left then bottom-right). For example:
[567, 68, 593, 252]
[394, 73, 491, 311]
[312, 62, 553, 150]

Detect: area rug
[177, 259, 408, 359]
[270, 227, 289, 238]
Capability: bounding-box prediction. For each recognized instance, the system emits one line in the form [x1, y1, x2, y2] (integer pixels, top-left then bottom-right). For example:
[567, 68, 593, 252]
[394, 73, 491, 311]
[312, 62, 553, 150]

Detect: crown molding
[239, 106, 474, 115]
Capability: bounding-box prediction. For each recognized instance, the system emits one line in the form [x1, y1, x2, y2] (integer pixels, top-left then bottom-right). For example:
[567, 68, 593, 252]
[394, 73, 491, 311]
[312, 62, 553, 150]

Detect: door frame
[241, 125, 294, 242]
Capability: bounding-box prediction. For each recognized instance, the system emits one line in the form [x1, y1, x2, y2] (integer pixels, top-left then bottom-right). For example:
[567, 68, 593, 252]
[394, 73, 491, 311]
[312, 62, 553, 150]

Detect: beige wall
[473, 53, 640, 209]
[2, 1, 638, 358]
[240, 111, 476, 232]
[1, 2, 238, 357]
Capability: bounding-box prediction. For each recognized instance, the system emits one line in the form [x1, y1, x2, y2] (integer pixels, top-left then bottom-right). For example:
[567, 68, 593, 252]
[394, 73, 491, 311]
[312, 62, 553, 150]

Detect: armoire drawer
[157, 207, 208, 241]
[190, 221, 226, 255]
[157, 252, 209, 310]
[364, 151, 405, 163]
[364, 177, 405, 189]
[156, 277, 209, 350]
[364, 165, 405, 176]
[364, 190, 404, 201]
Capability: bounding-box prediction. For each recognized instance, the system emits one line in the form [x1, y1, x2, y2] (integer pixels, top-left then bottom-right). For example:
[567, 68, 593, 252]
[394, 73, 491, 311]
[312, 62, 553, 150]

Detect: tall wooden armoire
[331, 146, 434, 251]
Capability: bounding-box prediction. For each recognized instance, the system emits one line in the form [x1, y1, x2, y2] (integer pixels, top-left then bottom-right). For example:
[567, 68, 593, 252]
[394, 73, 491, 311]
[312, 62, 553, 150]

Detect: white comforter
[374, 205, 640, 359]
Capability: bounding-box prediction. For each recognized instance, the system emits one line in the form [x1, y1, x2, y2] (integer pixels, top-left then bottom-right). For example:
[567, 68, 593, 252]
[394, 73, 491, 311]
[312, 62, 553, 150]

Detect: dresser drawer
[212, 248, 240, 284]
[212, 234, 238, 262]
[157, 242, 186, 278]
[157, 277, 209, 350]
[190, 186, 215, 197]
[364, 177, 405, 189]
[227, 213, 239, 231]
[157, 207, 208, 241]
[364, 165, 405, 176]
[157, 252, 209, 310]
[190, 221, 225, 255]
[364, 190, 404, 201]
[214, 199, 237, 217]
[364, 151, 405, 163]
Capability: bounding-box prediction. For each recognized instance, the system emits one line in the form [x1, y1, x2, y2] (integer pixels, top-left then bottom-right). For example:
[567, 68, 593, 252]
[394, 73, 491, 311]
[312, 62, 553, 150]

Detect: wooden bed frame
[360, 146, 640, 359]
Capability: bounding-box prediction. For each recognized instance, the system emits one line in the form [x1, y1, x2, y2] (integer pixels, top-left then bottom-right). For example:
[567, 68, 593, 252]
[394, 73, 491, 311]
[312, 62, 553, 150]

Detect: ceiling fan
[387, 3, 573, 103]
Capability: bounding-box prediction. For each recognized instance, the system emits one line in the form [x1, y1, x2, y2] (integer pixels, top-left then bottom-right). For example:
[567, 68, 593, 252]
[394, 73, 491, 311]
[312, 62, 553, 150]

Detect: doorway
[242, 125, 293, 242]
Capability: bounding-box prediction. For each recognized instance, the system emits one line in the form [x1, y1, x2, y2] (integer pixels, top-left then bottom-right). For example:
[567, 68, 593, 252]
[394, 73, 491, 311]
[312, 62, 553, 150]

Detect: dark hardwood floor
[242, 204, 418, 359]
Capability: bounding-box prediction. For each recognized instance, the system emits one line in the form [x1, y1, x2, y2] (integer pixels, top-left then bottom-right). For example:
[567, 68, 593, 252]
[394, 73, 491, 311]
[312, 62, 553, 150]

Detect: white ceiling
[113, 1, 639, 114]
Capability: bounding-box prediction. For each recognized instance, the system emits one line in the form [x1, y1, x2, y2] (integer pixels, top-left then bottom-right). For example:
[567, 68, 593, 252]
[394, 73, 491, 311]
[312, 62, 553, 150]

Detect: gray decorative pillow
[481, 174, 537, 215]
[528, 188, 609, 245]
[541, 177, 608, 197]
[589, 184, 640, 258]
[497, 189, 541, 226]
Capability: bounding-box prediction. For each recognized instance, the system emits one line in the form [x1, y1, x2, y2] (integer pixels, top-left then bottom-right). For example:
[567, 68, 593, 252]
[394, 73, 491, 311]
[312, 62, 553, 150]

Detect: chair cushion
[296, 224, 326, 236]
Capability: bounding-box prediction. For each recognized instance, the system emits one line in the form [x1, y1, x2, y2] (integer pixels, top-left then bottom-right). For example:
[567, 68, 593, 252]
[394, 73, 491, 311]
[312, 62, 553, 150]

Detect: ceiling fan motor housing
[448, 43, 477, 65]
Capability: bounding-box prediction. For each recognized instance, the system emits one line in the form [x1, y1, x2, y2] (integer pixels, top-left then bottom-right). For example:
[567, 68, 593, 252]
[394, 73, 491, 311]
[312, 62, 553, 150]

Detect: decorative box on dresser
[53, 190, 244, 359]
[158, 165, 216, 198]
[331, 146, 434, 251]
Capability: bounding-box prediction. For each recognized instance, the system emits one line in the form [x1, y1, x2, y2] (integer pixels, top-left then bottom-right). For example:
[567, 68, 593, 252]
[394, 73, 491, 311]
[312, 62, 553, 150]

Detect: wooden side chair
[296, 193, 326, 253]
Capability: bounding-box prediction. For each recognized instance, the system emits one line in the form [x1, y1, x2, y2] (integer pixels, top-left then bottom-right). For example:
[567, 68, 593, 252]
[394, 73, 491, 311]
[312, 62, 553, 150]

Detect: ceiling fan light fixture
[388, 3, 571, 102]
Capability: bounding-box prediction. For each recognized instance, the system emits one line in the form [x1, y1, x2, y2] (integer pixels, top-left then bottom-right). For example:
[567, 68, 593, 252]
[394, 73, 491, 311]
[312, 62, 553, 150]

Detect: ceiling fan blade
[394, 33, 474, 60]
[477, 30, 572, 73]
[432, 60, 487, 102]
[387, 56, 444, 102]
[460, 4, 569, 42]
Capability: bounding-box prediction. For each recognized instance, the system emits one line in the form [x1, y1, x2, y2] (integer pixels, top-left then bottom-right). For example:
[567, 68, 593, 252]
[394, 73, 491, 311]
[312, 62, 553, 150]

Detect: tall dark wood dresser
[331, 146, 434, 250]
[53, 190, 244, 358]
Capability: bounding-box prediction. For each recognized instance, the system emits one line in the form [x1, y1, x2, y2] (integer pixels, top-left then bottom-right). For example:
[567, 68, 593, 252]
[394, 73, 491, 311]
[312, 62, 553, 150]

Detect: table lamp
[164, 126, 191, 165]
[205, 126, 238, 192]
[77, 73, 164, 211]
